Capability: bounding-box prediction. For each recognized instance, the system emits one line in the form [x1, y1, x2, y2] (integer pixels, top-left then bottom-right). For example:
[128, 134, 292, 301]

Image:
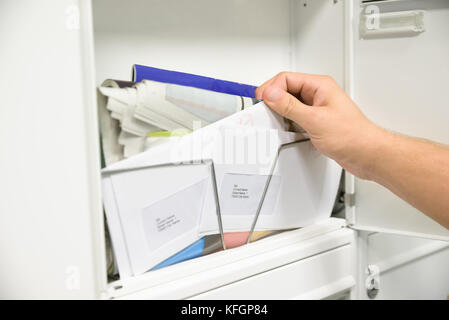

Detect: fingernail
[265, 87, 282, 102]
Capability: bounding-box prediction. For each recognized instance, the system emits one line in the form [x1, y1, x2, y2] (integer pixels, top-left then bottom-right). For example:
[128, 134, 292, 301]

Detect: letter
[239, 305, 247, 315]
[209, 307, 215, 318]
[190, 305, 197, 315]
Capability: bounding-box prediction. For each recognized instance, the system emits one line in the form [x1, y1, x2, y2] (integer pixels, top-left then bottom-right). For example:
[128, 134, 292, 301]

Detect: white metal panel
[374, 248, 449, 299]
[190, 245, 354, 300]
[0, 0, 105, 298]
[349, 0, 449, 240]
[368, 232, 449, 272]
[366, 233, 449, 299]
[92, 0, 293, 86]
[109, 219, 351, 299]
[292, 0, 345, 86]
[92, 0, 345, 86]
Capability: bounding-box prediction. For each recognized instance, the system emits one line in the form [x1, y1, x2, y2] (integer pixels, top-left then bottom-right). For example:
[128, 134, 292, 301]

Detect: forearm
[362, 128, 449, 229]
[256, 72, 449, 229]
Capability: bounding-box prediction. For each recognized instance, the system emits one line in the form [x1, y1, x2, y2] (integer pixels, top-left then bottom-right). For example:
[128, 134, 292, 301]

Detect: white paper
[249, 141, 342, 231]
[106, 164, 210, 276]
[165, 82, 242, 123]
[103, 102, 301, 173]
[141, 180, 206, 252]
[219, 173, 281, 216]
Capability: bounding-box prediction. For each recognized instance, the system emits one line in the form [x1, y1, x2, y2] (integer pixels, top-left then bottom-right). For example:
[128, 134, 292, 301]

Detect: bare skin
[255, 72, 449, 229]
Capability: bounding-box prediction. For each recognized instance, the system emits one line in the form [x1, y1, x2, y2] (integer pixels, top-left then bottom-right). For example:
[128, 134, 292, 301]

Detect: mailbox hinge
[344, 192, 355, 207]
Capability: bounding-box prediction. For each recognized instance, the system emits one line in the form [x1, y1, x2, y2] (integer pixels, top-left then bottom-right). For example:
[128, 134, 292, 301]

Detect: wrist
[357, 125, 393, 181]
[342, 122, 390, 181]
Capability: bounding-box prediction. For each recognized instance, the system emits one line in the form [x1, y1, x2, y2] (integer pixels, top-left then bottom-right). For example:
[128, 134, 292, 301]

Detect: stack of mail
[97, 76, 260, 278]
[98, 79, 255, 165]
[102, 102, 342, 278]
[98, 66, 341, 279]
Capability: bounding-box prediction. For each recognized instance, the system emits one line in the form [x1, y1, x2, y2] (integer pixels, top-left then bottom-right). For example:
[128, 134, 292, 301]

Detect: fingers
[255, 76, 277, 99]
[255, 72, 331, 106]
[262, 85, 314, 130]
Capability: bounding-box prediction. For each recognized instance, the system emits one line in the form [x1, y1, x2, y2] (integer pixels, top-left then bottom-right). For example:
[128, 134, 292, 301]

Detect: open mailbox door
[0, 0, 104, 298]
[345, 0, 449, 241]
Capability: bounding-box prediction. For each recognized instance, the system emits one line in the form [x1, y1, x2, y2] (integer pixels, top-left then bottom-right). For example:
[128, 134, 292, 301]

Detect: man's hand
[256, 72, 449, 229]
[255, 72, 384, 180]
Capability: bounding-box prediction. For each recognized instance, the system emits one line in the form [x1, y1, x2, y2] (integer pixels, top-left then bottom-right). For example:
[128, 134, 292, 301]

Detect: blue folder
[151, 237, 205, 271]
[132, 64, 257, 98]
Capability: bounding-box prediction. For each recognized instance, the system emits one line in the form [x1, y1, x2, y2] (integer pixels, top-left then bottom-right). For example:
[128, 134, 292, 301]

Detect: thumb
[262, 86, 313, 131]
